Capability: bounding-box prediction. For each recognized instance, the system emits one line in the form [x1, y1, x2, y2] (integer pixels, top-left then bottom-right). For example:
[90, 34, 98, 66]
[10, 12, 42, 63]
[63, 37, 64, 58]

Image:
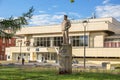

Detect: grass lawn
[0, 66, 120, 80]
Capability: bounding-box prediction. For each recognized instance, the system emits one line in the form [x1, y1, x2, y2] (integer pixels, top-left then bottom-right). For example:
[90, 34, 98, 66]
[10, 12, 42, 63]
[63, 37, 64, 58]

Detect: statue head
[64, 15, 68, 20]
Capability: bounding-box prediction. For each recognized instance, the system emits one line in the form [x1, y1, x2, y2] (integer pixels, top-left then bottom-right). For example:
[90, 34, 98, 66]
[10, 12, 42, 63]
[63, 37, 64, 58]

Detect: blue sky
[0, 0, 120, 26]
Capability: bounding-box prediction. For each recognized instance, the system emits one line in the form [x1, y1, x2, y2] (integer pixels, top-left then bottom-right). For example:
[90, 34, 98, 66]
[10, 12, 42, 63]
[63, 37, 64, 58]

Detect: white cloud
[69, 12, 81, 19]
[103, 0, 110, 4]
[47, 5, 58, 11]
[52, 15, 63, 20]
[39, 10, 46, 13]
[0, 17, 4, 20]
[29, 12, 81, 26]
[48, 8, 51, 11]
[95, 1, 120, 21]
[52, 5, 58, 8]
[56, 12, 81, 19]
[29, 14, 63, 26]
[56, 12, 67, 15]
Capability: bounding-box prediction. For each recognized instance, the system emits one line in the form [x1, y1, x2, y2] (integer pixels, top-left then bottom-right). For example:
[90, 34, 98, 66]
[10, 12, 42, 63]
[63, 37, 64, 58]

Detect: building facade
[0, 31, 16, 60]
[5, 17, 120, 62]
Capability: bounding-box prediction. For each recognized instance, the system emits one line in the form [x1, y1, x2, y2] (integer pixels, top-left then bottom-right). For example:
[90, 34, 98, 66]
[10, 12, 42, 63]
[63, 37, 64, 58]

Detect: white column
[24, 36, 27, 41]
[29, 52, 33, 61]
[50, 37, 54, 47]
[24, 36, 27, 46]
[30, 38, 34, 46]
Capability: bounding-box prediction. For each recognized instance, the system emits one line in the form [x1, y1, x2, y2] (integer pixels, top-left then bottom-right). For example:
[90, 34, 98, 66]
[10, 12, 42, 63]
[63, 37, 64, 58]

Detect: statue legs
[62, 30, 69, 44]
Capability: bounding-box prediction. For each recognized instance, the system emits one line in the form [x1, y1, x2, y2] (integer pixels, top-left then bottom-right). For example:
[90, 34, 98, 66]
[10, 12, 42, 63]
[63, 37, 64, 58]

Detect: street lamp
[82, 20, 88, 69]
[18, 40, 22, 60]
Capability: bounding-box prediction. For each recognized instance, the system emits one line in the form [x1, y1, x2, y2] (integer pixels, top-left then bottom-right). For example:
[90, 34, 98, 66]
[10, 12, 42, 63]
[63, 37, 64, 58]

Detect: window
[2, 38, 5, 43]
[118, 42, 120, 47]
[9, 39, 11, 44]
[8, 56, 10, 59]
[53, 37, 63, 46]
[71, 36, 88, 47]
[104, 42, 110, 47]
[26, 41, 30, 46]
[34, 37, 50, 47]
[84, 36, 88, 46]
[80, 36, 84, 46]
[33, 36, 88, 47]
[2, 46, 4, 51]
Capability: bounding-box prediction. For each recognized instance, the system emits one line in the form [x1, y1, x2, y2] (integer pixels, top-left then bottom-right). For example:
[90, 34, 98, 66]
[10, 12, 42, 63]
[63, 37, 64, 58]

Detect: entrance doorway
[36, 53, 42, 62]
[36, 52, 57, 62]
[12, 53, 30, 61]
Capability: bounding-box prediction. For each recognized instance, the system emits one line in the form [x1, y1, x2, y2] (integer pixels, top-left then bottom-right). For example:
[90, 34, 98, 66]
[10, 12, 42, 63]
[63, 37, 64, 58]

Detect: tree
[70, 0, 74, 3]
[0, 6, 34, 37]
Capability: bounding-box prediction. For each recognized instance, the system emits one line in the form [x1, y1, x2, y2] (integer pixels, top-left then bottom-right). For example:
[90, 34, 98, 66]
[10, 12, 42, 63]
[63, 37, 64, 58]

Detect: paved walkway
[0, 61, 101, 68]
[0, 60, 120, 69]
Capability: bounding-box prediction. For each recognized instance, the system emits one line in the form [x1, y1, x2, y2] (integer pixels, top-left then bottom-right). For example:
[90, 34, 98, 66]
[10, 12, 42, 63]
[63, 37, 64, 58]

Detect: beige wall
[6, 46, 120, 61]
[94, 35, 104, 47]
[6, 46, 48, 60]
[73, 47, 120, 57]
[89, 32, 107, 48]
[5, 17, 120, 61]
[16, 17, 120, 36]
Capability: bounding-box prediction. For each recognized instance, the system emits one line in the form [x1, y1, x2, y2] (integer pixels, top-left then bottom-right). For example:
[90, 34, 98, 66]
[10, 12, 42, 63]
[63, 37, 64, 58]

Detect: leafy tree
[70, 0, 74, 3]
[0, 6, 34, 37]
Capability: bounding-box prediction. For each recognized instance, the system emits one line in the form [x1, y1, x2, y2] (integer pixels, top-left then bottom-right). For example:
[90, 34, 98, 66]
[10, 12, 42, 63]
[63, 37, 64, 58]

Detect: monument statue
[59, 15, 72, 74]
[61, 15, 71, 44]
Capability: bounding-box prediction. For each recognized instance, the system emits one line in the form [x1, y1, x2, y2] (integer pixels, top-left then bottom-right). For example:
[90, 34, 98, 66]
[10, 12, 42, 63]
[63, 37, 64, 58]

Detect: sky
[0, 0, 120, 26]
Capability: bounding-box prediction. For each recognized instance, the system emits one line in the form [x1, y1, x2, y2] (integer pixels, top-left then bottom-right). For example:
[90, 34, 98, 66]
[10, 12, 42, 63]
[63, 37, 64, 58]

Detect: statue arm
[69, 20, 71, 28]
[65, 20, 71, 30]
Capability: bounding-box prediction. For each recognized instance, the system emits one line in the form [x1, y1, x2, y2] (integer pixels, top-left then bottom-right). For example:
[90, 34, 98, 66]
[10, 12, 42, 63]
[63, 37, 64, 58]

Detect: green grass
[0, 66, 120, 80]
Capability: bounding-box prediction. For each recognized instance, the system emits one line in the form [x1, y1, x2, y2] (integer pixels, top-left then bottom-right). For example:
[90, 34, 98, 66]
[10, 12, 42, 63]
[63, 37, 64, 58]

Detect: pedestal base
[59, 44, 72, 74]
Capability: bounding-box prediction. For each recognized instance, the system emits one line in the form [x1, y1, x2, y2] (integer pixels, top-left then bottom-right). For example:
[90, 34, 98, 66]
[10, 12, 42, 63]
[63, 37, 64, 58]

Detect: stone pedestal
[59, 44, 72, 74]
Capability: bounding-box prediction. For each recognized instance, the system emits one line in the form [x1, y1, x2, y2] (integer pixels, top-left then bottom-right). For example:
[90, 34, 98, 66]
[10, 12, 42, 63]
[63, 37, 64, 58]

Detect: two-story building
[0, 31, 16, 60]
[5, 17, 120, 62]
